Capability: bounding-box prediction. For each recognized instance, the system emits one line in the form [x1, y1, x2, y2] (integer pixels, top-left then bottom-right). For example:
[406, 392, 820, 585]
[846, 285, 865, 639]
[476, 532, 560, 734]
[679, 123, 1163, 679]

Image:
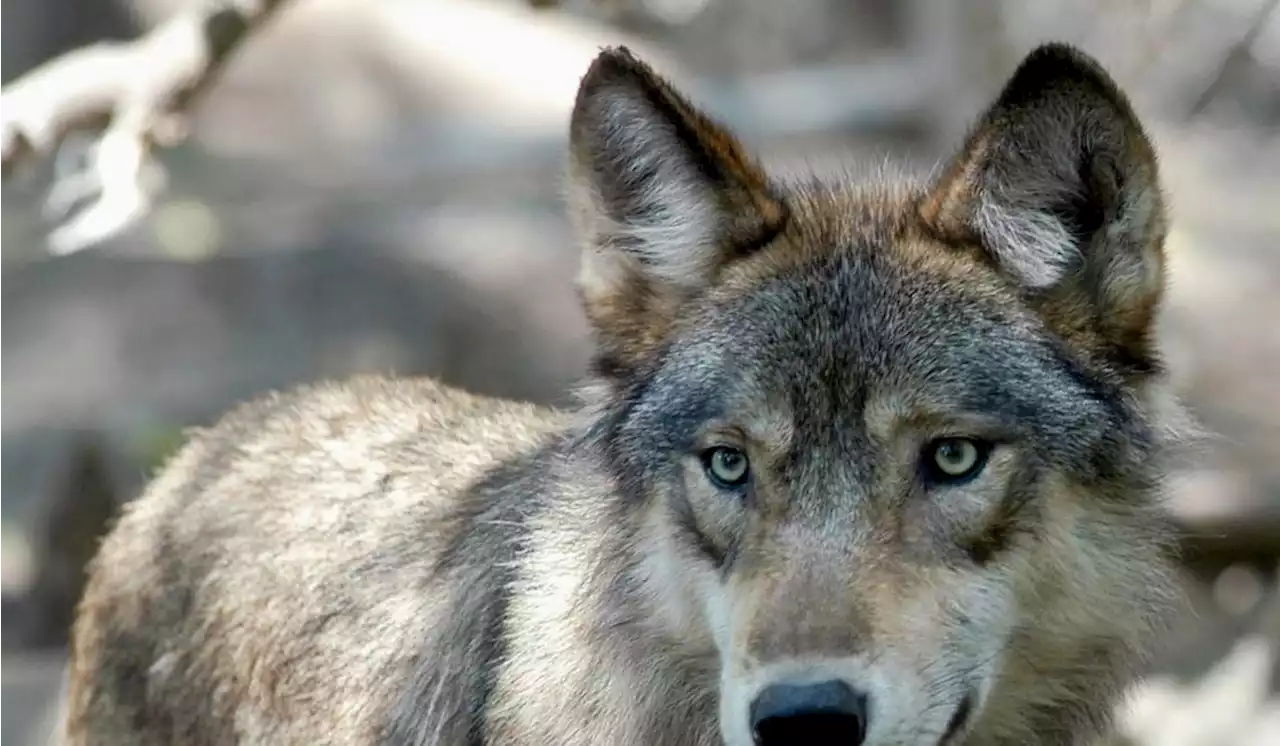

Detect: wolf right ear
[567, 47, 787, 379]
[920, 43, 1168, 375]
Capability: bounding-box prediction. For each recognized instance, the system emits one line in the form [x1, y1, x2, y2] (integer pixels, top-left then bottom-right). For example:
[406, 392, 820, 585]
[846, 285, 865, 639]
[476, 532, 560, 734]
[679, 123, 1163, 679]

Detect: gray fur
[63, 43, 1188, 746]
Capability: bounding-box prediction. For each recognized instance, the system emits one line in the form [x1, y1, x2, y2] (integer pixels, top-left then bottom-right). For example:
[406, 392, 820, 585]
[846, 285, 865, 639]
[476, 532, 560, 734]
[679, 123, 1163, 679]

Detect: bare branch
[1188, 0, 1280, 118]
[0, 0, 292, 254]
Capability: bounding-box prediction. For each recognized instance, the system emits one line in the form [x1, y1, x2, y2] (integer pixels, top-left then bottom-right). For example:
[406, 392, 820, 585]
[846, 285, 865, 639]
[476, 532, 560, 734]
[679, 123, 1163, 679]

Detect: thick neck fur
[482, 395, 723, 745]
[969, 499, 1183, 745]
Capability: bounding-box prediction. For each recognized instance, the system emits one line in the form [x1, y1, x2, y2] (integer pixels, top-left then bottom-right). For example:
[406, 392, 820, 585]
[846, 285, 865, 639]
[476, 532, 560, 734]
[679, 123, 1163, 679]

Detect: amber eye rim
[921, 437, 993, 485]
[701, 446, 751, 489]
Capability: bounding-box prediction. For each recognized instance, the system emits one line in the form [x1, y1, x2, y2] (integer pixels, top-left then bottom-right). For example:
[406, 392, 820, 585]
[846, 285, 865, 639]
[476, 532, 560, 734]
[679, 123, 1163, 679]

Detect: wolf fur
[63, 42, 1189, 746]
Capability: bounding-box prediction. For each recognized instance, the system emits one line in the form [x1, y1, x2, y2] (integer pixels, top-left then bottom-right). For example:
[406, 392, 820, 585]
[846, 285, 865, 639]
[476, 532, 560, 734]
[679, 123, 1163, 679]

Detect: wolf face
[568, 45, 1181, 746]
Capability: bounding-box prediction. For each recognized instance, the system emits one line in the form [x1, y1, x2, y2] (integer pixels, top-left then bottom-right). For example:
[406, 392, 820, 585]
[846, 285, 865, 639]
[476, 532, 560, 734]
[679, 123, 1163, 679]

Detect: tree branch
[1187, 0, 1280, 119]
[0, 0, 293, 254]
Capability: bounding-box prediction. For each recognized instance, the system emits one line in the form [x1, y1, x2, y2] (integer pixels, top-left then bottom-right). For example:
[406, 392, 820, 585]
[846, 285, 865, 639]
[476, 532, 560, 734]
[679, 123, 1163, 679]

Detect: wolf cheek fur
[64, 42, 1187, 746]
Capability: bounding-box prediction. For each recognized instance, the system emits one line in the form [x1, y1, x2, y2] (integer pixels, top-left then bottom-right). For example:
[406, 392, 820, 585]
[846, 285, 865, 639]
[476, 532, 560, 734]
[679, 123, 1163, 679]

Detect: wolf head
[566, 44, 1183, 746]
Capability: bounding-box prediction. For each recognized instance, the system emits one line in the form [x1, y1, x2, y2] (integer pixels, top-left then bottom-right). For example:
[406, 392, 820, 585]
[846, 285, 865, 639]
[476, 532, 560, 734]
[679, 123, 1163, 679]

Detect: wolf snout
[748, 679, 868, 745]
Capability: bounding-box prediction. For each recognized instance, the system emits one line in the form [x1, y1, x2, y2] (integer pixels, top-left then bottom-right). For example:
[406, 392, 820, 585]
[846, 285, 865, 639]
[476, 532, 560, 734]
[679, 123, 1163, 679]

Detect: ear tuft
[568, 46, 786, 378]
[921, 42, 1168, 374]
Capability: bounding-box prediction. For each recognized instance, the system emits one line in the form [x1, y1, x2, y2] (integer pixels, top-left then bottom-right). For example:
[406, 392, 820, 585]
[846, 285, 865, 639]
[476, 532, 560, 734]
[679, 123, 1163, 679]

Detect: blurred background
[2, 0, 1278, 743]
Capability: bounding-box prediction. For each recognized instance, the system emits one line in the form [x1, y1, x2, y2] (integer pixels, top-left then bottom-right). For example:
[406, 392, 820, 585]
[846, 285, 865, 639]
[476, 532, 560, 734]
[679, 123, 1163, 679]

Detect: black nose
[750, 680, 867, 746]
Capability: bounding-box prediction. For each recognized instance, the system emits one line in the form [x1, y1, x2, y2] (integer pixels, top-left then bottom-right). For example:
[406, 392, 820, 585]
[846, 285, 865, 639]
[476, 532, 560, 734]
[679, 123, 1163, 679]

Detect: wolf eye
[922, 438, 991, 484]
[702, 447, 750, 489]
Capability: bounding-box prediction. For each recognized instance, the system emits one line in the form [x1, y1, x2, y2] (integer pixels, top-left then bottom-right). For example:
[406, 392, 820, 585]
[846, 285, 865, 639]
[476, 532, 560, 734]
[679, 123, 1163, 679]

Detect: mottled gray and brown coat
[63, 41, 1191, 746]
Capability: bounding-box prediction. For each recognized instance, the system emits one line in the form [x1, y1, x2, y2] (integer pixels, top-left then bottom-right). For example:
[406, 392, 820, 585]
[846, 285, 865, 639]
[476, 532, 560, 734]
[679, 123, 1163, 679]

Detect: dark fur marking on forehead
[707, 248, 1160, 495]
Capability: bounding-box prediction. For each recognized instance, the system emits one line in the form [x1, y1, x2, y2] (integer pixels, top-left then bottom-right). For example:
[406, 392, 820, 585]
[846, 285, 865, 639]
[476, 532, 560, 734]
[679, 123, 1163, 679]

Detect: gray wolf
[61, 41, 1188, 746]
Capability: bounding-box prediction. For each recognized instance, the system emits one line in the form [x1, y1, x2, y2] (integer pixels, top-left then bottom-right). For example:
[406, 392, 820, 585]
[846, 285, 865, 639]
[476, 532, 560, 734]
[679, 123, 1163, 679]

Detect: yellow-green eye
[924, 438, 991, 483]
[703, 447, 750, 488]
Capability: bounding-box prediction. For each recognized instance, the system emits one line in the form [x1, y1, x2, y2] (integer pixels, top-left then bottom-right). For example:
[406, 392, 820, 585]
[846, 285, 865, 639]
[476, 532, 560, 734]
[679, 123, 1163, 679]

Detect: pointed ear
[567, 47, 787, 379]
[920, 43, 1168, 375]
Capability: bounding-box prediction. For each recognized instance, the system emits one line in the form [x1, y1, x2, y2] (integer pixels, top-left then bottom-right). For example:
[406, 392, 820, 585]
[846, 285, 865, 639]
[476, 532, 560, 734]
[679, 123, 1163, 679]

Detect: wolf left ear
[567, 47, 787, 380]
[921, 43, 1168, 375]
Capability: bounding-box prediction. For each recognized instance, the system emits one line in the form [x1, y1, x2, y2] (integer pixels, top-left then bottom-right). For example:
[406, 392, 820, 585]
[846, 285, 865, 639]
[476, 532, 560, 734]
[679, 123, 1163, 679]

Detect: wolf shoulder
[88, 372, 571, 621]
[91, 371, 571, 592]
[65, 375, 568, 744]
